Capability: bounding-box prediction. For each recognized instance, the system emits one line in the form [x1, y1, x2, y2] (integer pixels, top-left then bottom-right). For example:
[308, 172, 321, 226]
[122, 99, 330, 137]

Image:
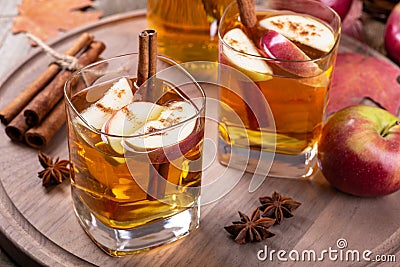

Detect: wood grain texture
[0, 8, 399, 267]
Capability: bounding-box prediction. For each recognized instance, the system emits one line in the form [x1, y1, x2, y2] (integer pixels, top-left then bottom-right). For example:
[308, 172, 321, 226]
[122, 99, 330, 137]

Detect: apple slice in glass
[222, 28, 273, 81]
[259, 14, 336, 86]
[101, 101, 165, 154]
[128, 101, 197, 147]
[259, 29, 321, 77]
[79, 77, 134, 129]
[103, 100, 201, 164]
[259, 15, 335, 53]
[123, 101, 201, 164]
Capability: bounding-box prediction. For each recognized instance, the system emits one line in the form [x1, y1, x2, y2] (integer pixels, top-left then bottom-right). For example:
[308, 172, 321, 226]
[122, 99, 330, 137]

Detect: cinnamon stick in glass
[236, 0, 262, 131]
[25, 100, 65, 149]
[137, 29, 168, 201]
[23, 41, 106, 127]
[148, 30, 158, 78]
[237, 0, 260, 42]
[137, 29, 158, 86]
[237, 0, 257, 29]
[0, 32, 94, 125]
[137, 31, 149, 87]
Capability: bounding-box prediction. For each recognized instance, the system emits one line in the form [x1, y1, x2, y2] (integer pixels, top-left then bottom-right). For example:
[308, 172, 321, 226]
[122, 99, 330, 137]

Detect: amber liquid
[147, 0, 232, 62]
[67, 82, 203, 230]
[219, 12, 335, 155]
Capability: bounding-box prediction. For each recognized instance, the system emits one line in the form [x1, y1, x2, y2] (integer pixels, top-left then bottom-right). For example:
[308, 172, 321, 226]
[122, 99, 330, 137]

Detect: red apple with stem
[318, 105, 400, 197]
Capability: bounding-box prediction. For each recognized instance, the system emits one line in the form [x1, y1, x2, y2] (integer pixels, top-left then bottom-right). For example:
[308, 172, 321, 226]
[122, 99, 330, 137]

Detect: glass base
[72, 192, 200, 256]
[218, 138, 318, 179]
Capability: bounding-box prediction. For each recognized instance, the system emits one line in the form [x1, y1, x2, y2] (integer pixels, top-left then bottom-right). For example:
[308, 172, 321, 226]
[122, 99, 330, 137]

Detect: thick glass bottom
[72, 190, 200, 256]
[218, 137, 318, 179]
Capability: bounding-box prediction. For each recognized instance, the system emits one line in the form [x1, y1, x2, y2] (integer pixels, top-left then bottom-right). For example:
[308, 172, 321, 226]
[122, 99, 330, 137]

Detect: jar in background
[147, 0, 232, 62]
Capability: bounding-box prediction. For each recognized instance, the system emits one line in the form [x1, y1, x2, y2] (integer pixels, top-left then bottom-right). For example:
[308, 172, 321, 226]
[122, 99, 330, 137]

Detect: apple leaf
[341, 0, 363, 41]
[328, 53, 400, 116]
[12, 0, 102, 44]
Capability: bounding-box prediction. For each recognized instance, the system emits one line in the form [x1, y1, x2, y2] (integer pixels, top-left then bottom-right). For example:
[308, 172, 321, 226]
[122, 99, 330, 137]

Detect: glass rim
[64, 52, 206, 139]
[218, 0, 342, 64]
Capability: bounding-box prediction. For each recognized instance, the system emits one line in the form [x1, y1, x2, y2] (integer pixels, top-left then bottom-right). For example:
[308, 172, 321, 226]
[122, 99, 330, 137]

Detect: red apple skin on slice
[122, 101, 203, 164]
[124, 121, 204, 165]
[259, 30, 321, 77]
[102, 101, 164, 154]
[145, 126, 204, 164]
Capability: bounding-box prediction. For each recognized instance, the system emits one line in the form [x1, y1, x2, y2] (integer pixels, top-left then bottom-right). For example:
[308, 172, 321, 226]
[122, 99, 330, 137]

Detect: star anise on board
[38, 152, 73, 187]
[259, 192, 301, 225]
[224, 208, 275, 244]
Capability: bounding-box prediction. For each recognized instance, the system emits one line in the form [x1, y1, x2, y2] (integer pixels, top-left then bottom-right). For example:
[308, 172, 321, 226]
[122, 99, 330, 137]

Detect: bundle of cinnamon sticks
[0, 32, 106, 149]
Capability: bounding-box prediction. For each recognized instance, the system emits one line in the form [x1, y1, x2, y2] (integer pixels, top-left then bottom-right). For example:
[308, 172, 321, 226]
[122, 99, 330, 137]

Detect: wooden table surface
[0, 1, 398, 266]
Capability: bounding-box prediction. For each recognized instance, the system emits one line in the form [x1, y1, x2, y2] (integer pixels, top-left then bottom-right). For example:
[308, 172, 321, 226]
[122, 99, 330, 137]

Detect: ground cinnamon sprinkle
[270, 19, 322, 38]
[270, 20, 283, 29]
[300, 30, 309, 36]
[289, 22, 299, 32]
[95, 103, 114, 114]
[124, 108, 137, 121]
[115, 89, 126, 98]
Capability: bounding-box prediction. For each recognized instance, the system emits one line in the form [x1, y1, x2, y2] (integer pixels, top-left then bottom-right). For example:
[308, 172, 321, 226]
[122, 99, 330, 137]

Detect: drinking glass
[218, 0, 341, 178]
[64, 53, 206, 255]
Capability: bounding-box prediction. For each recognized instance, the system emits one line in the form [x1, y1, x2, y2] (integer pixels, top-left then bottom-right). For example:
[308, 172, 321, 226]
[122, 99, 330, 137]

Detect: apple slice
[79, 77, 134, 129]
[222, 28, 273, 81]
[125, 101, 197, 149]
[102, 101, 165, 154]
[123, 101, 200, 163]
[259, 29, 321, 77]
[259, 15, 335, 53]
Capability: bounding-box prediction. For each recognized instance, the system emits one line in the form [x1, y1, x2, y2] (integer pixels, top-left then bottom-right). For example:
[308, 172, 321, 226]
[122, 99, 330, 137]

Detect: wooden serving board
[0, 10, 399, 267]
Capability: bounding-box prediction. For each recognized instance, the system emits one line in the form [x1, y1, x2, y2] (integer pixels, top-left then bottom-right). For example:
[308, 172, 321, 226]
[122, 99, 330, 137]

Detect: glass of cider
[64, 53, 206, 255]
[218, 0, 341, 178]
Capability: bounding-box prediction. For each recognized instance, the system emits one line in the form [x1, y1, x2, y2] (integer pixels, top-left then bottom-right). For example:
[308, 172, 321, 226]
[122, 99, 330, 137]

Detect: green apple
[318, 105, 400, 197]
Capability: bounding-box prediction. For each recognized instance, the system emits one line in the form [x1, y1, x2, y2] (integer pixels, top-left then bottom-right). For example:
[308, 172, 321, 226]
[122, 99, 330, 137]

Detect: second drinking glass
[218, 0, 341, 178]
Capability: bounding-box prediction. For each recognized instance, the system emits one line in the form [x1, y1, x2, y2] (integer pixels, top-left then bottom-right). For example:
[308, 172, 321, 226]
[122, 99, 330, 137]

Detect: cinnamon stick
[5, 113, 30, 142]
[236, 0, 262, 131]
[137, 29, 158, 86]
[25, 100, 65, 149]
[137, 31, 149, 87]
[237, 0, 257, 28]
[0, 32, 94, 125]
[23, 41, 106, 127]
[136, 29, 169, 201]
[147, 30, 158, 78]
[148, 164, 169, 201]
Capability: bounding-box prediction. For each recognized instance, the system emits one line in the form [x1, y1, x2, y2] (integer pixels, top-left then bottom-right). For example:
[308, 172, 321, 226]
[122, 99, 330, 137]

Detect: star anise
[224, 208, 275, 244]
[259, 191, 301, 225]
[38, 152, 73, 187]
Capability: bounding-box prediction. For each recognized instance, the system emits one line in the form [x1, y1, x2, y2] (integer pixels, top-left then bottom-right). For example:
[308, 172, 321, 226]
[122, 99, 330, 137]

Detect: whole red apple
[318, 105, 400, 197]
